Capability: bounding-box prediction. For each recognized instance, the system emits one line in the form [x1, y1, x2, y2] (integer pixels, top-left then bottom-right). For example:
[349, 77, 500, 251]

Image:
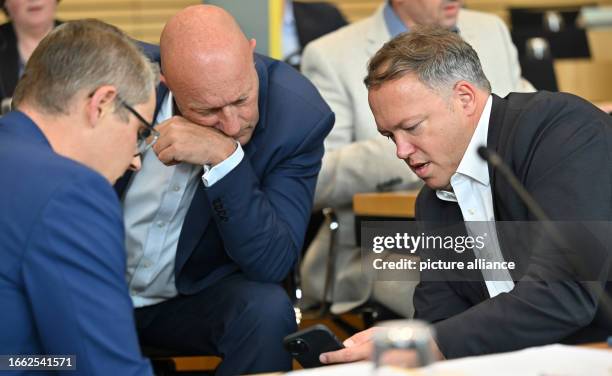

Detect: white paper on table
[284, 344, 612, 376]
[427, 344, 612, 376]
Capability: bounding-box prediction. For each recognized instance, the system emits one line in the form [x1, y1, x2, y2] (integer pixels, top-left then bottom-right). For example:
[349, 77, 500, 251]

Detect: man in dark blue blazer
[0, 20, 159, 375]
[116, 5, 334, 375]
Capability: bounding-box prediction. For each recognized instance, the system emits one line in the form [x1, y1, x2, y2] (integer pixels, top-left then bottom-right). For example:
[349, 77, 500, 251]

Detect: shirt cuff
[201, 142, 244, 187]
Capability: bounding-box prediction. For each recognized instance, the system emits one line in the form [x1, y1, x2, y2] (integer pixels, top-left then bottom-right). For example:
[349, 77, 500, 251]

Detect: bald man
[114, 5, 334, 375]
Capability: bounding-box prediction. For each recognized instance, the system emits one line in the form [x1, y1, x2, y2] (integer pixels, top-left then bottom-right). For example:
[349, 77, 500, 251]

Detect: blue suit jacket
[116, 50, 334, 293]
[0, 112, 152, 375]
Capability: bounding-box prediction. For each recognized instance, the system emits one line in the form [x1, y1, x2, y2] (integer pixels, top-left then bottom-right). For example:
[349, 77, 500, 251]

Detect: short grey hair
[364, 26, 491, 94]
[13, 19, 159, 119]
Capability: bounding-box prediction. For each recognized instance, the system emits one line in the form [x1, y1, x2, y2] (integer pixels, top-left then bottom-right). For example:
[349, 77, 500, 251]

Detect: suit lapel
[486, 95, 525, 281]
[365, 5, 391, 57]
[154, 83, 168, 122]
[113, 170, 133, 198]
[175, 178, 211, 274]
[486, 95, 507, 220]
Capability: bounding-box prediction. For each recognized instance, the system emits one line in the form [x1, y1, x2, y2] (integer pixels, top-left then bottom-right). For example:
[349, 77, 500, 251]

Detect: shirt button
[142, 260, 152, 268]
[157, 221, 165, 228]
[172, 184, 181, 192]
[468, 209, 475, 215]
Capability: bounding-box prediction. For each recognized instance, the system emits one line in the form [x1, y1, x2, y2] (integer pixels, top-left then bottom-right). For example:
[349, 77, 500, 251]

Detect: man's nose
[129, 155, 142, 171]
[219, 107, 241, 137]
[396, 138, 416, 160]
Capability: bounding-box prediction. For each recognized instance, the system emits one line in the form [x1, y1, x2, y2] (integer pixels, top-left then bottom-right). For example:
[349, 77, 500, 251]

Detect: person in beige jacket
[300, 0, 534, 317]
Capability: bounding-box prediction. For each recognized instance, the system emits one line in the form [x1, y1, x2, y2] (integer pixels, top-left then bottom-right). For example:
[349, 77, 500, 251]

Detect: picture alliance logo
[371, 233, 488, 254]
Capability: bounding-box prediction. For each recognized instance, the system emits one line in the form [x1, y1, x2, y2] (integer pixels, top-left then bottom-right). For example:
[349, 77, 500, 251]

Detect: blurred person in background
[282, 0, 347, 69]
[0, 0, 60, 112]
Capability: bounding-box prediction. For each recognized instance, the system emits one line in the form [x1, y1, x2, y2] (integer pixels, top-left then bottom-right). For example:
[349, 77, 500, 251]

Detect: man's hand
[319, 327, 380, 364]
[152, 116, 236, 166]
[319, 327, 444, 366]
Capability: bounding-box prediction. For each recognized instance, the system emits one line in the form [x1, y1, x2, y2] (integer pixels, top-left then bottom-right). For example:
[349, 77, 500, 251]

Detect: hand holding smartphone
[283, 324, 344, 368]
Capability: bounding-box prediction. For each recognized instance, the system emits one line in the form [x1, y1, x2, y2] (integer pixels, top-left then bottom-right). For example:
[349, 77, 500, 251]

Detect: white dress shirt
[436, 96, 515, 298]
[124, 92, 244, 307]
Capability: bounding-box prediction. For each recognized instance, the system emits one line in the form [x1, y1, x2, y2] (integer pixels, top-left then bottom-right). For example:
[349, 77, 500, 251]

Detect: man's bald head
[159, 5, 260, 145]
[161, 5, 255, 92]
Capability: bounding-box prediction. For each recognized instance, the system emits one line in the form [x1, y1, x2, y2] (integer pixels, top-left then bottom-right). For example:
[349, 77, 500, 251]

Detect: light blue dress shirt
[383, 1, 410, 37]
[283, 0, 301, 65]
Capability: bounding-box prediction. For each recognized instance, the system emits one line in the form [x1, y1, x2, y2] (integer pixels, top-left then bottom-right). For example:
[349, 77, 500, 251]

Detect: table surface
[353, 190, 420, 218]
[174, 342, 610, 374]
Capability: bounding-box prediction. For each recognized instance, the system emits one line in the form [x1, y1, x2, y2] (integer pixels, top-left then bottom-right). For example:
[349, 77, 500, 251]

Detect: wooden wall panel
[555, 58, 612, 101]
[4, 1, 612, 39]
[0, 0, 200, 43]
[587, 28, 612, 60]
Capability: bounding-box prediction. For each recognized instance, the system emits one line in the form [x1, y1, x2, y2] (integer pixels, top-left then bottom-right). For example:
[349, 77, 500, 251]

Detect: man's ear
[86, 85, 118, 127]
[249, 38, 257, 52]
[453, 81, 478, 116]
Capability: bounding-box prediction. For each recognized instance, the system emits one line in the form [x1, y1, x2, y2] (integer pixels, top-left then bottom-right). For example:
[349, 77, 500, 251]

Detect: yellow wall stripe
[268, 0, 283, 59]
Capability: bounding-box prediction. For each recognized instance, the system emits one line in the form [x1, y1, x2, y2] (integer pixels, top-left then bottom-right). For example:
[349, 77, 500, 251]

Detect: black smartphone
[283, 324, 345, 368]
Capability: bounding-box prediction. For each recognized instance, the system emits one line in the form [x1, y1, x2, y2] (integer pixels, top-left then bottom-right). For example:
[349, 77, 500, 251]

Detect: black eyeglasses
[118, 98, 160, 155]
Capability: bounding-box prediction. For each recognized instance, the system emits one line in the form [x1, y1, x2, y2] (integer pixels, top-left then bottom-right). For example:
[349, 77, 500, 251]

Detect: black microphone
[477, 145, 612, 328]
[477, 146, 549, 222]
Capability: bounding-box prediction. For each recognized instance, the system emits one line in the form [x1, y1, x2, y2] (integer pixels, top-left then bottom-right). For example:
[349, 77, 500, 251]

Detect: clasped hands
[151, 115, 237, 166]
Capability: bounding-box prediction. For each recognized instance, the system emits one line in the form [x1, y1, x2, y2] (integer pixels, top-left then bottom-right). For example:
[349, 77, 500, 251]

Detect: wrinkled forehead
[369, 75, 440, 127]
[171, 59, 258, 110]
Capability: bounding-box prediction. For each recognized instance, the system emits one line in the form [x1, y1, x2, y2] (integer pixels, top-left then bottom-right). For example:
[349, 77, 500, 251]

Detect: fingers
[152, 116, 199, 165]
[319, 327, 381, 365]
[152, 116, 189, 154]
[155, 145, 181, 166]
[346, 327, 380, 346]
[151, 115, 235, 166]
[319, 341, 373, 364]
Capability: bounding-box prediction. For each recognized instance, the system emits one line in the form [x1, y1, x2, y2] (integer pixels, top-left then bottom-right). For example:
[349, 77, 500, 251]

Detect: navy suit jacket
[414, 92, 612, 358]
[116, 50, 334, 294]
[0, 112, 152, 375]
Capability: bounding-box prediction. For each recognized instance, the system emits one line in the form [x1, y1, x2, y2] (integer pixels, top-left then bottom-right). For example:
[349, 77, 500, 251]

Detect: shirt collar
[436, 95, 493, 201]
[383, 1, 409, 37]
[456, 95, 493, 185]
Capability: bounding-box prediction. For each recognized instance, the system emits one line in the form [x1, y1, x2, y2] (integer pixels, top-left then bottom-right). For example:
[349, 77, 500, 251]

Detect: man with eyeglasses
[0, 20, 158, 375]
[114, 5, 334, 375]
[119, 97, 160, 157]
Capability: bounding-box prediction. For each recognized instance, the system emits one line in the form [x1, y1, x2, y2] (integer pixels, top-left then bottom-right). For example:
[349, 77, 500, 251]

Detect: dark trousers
[135, 273, 296, 375]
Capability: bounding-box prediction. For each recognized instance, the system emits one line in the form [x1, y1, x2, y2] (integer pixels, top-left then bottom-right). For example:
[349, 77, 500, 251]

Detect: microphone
[477, 145, 612, 328]
[477, 146, 549, 221]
